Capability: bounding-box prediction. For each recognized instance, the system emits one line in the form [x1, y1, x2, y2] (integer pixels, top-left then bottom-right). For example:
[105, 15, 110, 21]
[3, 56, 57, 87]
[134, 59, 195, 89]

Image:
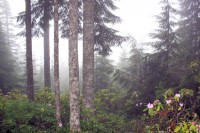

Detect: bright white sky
[8, 0, 162, 65]
[114, 0, 160, 42]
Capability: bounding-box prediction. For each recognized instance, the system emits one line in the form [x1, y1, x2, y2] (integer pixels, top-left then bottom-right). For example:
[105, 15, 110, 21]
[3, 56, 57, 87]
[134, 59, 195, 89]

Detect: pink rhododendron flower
[166, 99, 172, 104]
[196, 125, 200, 131]
[179, 103, 183, 107]
[147, 103, 154, 109]
[154, 99, 159, 103]
[175, 94, 180, 97]
[191, 122, 196, 125]
[59, 123, 63, 127]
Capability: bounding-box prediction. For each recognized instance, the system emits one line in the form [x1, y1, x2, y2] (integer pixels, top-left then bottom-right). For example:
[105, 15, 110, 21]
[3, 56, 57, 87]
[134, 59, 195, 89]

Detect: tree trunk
[69, 0, 81, 131]
[83, 0, 95, 109]
[54, 0, 62, 128]
[25, 0, 34, 101]
[44, 0, 51, 89]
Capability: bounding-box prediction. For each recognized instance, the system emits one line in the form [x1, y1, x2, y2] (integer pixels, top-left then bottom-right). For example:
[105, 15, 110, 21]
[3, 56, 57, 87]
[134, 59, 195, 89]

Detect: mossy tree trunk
[53, 0, 62, 128]
[83, 0, 95, 109]
[69, 0, 81, 131]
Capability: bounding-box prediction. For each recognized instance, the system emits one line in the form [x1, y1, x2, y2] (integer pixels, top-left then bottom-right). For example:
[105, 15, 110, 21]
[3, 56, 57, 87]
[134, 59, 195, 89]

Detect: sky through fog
[8, 0, 162, 64]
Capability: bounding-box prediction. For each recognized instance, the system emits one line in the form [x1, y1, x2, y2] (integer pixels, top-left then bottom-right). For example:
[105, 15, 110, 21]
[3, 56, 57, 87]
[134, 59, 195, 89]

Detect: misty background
[7, 0, 162, 91]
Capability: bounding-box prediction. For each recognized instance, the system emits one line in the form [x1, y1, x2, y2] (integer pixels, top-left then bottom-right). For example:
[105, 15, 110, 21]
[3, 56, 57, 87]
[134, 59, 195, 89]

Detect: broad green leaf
[148, 109, 154, 116]
[174, 126, 181, 132]
[143, 108, 148, 112]
[189, 124, 196, 131]
[156, 105, 160, 111]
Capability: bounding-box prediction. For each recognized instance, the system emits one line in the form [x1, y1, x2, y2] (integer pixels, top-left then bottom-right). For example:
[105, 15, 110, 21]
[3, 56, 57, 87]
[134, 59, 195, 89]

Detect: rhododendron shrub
[144, 88, 200, 132]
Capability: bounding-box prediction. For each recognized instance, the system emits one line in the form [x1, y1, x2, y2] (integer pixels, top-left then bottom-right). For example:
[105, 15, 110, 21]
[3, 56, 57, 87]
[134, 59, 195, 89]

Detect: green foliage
[0, 89, 56, 132]
[94, 88, 126, 114]
[81, 108, 126, 133]
[60, 93, 70, 125]
[35, 88, 54, 105]
[144, 88, 200, 132]
[94, 55, 114, 92]
[0, 88, 129, 132]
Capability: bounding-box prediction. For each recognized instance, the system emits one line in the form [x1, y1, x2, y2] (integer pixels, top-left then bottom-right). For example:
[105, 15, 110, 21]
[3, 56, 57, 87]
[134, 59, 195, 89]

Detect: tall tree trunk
[83, 0, 95, 109]
[69, 0, 81, 131]
[44, 0, 51, 88]
[54, 0, 62, 128]
[5, 7, 9, 44]
[25, 0, 34, 101]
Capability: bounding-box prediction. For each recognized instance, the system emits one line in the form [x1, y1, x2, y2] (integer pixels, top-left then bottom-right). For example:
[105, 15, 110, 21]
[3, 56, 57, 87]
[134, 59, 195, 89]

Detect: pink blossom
[166, 99, 172, 104]
[191, 122, 196, 125]
[154, 99, 159, 103]
[58, 123, 63, 127]
[147, 103, 154, 109]
[196, 125, 200, 131]
[179, 103, 184, 107]
[175, 94, 181, 98]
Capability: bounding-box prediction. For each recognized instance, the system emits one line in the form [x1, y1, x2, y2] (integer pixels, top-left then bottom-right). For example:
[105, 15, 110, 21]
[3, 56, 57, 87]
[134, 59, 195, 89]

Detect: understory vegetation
[0, 87, 199, 132]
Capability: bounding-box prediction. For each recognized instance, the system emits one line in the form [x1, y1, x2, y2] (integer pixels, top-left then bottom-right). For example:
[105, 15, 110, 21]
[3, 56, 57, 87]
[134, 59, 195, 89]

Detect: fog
[8, 0, 162, 90]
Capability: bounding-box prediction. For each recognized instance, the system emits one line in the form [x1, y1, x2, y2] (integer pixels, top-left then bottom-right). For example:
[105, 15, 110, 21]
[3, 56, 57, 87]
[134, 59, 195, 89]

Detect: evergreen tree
[53, 0, 62, 128]
[177, 0, 200, 60]
[25, 0, 34, 101]
[17, 0, 65, 89]
[94, 0, 127, 55]
[143, 0, 180, 94]
[60, 0, 127, 55]
[113, 39, 148, 117]
[43, 0, 51, 88]
[0, 22, 18, 93]
[174, 0, 200, 89]
[150, 0, 178, 69]
[0, 0, 12, 43]
[69, 0, 81, 131]
[94, 55, 114, 91]
[0, 0, 22, 93]
[82, 0, 95, 109]
[82, 0, 127, 110]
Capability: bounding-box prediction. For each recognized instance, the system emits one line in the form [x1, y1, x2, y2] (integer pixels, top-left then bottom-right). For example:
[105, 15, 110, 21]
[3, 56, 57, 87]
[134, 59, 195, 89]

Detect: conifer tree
[17, 0, 58, 88]
[150, 0, 178, 69]
[0, 22, 18, 93]
[94, 55, 114, 91]
[25, 0, 34, 101]
[0, 0, 21, 93]
[53, 0, 62, 128]
[83, 0, 95, 109]
[178, 0, 200, 60]
[93, 0, 127, 55]
[69, 0, 81, 131]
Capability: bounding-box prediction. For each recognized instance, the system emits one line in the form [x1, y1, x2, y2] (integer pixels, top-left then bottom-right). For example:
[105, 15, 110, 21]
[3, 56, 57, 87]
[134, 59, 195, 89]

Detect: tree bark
[44, 0, 51, 89]
[83, 0, 95, 109]
[69, 0, 81, 131]
[54, 0, 62, 128]
[25, 0, 34, 101]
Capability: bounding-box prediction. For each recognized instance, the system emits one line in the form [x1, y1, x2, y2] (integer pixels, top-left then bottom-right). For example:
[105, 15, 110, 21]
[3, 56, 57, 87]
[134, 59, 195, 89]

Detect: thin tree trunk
[83, 0, 95, 109]
[25, 0, 34, 101]
[6, 9, 9, 44]
[54, 0, 62, 128]
[69, 0, 81, 131]
[44, 0, 51, 88]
